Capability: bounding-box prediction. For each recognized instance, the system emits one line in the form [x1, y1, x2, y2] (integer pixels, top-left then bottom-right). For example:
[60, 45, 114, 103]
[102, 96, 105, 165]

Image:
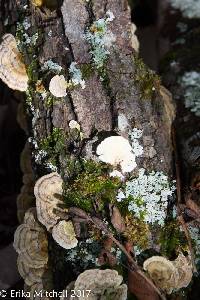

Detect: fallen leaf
[109, 204, 126, 233]
[125, 242, 160, 300]
[128, 269, 160, 300]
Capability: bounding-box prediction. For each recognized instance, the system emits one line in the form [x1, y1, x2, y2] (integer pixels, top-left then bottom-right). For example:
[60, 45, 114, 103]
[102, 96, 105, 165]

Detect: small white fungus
[96, 136, 137, 173]
[69, 120, 81, 131]
[49, 75, 67, 98]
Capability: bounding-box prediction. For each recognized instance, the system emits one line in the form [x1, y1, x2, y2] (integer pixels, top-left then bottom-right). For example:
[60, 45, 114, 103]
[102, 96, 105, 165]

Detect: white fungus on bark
[69, 120, 81, 131]
[96, 130, 143, 173]
[96, 136, 138, 173]
[49, 75, 67, 98]
[130, 23, 139, 52]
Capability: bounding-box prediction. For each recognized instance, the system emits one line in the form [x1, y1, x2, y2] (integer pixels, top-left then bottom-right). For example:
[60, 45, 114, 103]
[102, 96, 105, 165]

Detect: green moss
[79, 63, 94, 80]
[63, 160, 121, 212]
[159, 220, 188, 258]
[123, 213, 150, 250]
[26, 87, 34, 105]
[44, 94, 57, 108]
[27, 59, 40, 83]
[116, 194, 146, 221]
[40, 128, 66, 157]
[133, 55, 160, 100]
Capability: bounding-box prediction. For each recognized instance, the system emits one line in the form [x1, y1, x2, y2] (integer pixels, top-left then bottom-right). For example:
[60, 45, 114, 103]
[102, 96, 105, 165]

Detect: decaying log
[0, 0, 176, 297]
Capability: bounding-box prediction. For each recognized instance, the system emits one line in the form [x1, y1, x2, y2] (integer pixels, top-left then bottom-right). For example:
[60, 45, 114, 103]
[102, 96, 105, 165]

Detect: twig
[89, 216, 166, 300]
[172, 125, 197, 272]
[69, 208, 166, 300]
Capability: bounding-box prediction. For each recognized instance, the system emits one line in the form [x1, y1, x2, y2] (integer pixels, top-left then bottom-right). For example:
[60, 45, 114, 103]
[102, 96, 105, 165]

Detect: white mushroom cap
[0, 34, 28, 91]
[130, 23, 139, 52]
[96, 136, 137, 173]
[49, 75, 67, 97]
[52, 220, 78, 250]
[34, 172, 65, 231]
[69, 120, 81, 131]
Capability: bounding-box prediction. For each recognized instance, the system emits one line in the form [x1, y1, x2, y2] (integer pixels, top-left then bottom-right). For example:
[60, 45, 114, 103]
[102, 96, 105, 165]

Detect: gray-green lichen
[180, 71, 200, 116]
[85, 11, 116, 70]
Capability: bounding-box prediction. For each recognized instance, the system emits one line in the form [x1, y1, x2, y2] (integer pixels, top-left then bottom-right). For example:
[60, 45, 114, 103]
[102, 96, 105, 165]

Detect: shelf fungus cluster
[0, 34, 28, 91]
[13, 208, 49, 288]
[52, 220, 78, 249]
[17, 142, 35, 223]
[143, 254, 193, 294]
[34, 172, 78, 249]
[61, 269, 127, 300]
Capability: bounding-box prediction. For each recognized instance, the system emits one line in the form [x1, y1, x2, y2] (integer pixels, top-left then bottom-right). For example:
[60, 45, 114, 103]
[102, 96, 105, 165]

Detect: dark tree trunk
[0, 0, 176, 298]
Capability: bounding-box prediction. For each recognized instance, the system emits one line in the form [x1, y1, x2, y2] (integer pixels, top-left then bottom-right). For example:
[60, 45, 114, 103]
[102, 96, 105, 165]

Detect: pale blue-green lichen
[69, 62, 85, 89]
[170, 0, 200, 18]
[188, 225, 200, 264]
[117, 168, 176, 226]
[85, 10, 116, 69]
[16, 21, 39, 49]
[41, 60, 63, 74]
[180, 71, 200, 116]
[65, 239, 101, 269]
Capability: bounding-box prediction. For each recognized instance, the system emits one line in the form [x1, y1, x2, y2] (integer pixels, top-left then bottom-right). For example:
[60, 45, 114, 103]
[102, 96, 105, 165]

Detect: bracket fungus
[17, 256, 45, 286]
[52, 220, 78, 250]
[0, 34, 28, 91]
[13, 208, 49, 288]
[24, 269, 53, 300]
[34, 172, 65, 231]
[17, 142, 35, 222]
[143, 254, 193, 294]
[61, 269, 127, 300]
[174, 253, 193, 290]
[143, 256, 179, 294]
[14, 208, 48, 269]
